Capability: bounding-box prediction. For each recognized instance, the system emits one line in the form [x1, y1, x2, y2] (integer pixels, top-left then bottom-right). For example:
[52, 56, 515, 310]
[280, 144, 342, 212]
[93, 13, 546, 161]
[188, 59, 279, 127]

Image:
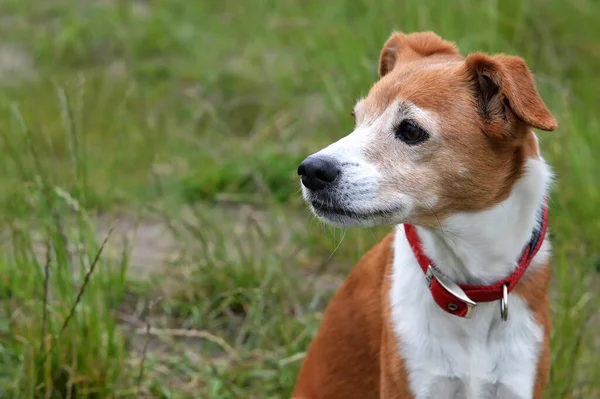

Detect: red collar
[404, 204, 549, 319]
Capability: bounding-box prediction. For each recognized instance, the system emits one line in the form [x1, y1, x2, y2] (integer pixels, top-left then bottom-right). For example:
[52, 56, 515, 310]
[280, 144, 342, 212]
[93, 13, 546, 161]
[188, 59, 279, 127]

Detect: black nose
[297, 156, 341, 191]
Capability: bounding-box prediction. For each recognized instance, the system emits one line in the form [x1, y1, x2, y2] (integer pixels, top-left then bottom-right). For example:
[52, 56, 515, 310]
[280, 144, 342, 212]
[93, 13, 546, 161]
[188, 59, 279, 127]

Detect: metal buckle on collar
[426, 265, 477, 319]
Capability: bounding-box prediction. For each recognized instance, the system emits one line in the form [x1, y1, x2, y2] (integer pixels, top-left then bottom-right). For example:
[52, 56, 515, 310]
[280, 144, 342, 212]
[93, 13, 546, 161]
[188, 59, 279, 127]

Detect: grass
[0, 0, 598, 397]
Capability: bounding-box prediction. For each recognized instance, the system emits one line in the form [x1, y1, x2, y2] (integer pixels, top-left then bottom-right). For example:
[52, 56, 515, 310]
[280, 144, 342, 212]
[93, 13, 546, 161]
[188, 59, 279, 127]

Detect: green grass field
[0, 0, 598, 397]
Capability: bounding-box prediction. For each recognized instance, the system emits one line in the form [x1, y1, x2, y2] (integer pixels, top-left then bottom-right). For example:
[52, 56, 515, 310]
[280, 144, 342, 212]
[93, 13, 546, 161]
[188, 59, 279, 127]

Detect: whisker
[426, 203, 445, 238]
[329, 228, 346, 261]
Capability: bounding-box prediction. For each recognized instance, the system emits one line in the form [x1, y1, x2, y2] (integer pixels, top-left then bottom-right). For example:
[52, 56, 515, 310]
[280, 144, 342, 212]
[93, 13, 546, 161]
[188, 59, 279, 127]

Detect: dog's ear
[379, 31, 459, 77]
[465, 53, 557, 133]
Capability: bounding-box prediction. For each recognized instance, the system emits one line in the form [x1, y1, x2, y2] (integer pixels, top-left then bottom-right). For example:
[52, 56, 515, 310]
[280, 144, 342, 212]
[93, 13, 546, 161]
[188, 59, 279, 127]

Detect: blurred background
[0, 0, 598, 398]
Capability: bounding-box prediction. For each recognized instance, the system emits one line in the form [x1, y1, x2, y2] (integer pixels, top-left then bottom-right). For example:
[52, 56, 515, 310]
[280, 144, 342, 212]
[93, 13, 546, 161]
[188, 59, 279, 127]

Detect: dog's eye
[394, 120, 428, 144]
[350, 111, 356, 123]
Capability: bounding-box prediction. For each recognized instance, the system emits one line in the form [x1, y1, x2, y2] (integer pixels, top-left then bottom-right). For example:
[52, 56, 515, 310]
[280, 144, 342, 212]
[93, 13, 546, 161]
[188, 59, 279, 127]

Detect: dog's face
[299, 31, 556, 228]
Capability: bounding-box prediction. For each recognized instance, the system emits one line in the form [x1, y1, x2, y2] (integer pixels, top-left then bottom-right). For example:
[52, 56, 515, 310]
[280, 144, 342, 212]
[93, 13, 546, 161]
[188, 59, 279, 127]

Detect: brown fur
[465, 53, 558, 132]
[379, 31, 460, 77]
[293, 31, 555, 398]
[514, 263, 552, 398]
[292, 234, 393, 399]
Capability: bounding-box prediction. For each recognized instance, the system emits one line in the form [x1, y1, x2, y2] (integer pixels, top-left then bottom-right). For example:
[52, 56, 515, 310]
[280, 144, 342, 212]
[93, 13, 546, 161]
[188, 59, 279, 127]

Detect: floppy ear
[465, 53, 557, 132]
[379, 31, 459, 77]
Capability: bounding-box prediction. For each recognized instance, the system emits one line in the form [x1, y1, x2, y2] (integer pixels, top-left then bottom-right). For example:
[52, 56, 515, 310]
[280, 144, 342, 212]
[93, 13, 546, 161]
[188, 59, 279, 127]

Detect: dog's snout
[298, 156, 341, 191]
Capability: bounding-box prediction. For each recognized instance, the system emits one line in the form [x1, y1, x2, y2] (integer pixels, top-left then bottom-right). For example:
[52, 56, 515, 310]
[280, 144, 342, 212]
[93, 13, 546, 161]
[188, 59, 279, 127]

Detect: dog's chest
[390, 231, 544, 399]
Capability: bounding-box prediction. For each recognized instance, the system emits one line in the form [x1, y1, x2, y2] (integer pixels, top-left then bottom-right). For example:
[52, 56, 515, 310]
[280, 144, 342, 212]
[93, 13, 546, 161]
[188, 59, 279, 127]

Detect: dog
[293, 31, 557, 399]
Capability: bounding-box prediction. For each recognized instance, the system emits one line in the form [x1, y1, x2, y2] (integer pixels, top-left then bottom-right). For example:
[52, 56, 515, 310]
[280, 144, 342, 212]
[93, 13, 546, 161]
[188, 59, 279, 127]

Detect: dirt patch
[98, 215, 178, 280]
[0, 45, 35, 85]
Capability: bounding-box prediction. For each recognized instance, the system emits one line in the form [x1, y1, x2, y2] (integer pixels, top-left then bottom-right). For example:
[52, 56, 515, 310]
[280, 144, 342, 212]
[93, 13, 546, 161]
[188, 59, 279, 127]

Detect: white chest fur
[391, 229, 545, 399]
[389, 157, 552, 398]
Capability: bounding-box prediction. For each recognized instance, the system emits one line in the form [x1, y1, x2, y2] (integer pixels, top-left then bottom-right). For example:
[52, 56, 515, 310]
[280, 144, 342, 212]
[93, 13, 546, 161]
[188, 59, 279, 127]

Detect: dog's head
[298, 31, 556, 228]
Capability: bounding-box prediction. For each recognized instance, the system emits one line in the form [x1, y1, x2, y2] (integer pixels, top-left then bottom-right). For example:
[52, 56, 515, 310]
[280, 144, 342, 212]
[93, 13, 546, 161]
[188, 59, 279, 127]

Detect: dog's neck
[415, 156, 552, 286]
